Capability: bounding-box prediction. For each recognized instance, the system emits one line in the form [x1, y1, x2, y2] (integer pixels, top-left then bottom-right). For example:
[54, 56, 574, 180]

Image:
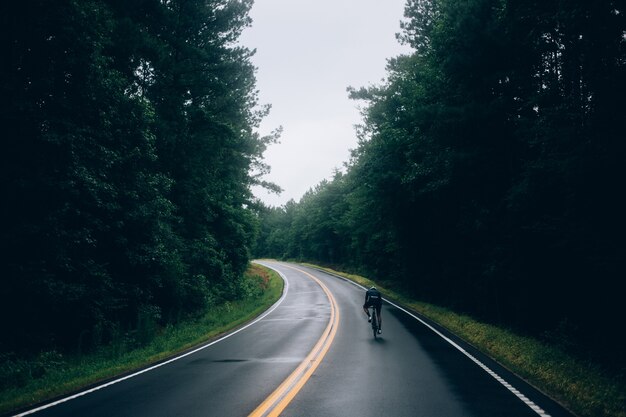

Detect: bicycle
[369, 306, 379, 339]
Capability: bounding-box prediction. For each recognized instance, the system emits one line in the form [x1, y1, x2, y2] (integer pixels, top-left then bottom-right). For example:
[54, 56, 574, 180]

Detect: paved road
[274, 263, 574, 417]
[16, 261, 575, 417]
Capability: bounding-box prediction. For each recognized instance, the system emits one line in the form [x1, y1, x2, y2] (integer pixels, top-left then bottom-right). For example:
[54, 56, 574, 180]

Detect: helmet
[370, 286, 377, 291]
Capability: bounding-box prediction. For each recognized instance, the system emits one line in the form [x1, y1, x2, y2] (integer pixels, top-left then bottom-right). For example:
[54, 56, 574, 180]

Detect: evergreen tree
[253, 0, 626, 369]
[1, 0, 273, 353]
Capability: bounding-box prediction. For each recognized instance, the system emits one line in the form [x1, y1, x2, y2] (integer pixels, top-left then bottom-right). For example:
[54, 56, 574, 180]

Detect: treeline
[255, 0, 625, 369]
[0, 0, 274, 354]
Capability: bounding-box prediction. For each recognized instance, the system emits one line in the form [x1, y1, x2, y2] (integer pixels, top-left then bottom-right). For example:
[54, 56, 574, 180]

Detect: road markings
[13, 264, 289, 417]
[248, 263, 340, 417]
[387, 302, 552, 417]
[311, 266, 552, 417]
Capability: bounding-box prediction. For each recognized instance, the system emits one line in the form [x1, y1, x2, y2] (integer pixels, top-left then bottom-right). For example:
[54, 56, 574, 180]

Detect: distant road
[17, 261, 575, 417]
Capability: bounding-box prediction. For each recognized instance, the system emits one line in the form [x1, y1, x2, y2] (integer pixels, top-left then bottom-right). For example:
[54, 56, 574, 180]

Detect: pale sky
[240, 0, 412, 207]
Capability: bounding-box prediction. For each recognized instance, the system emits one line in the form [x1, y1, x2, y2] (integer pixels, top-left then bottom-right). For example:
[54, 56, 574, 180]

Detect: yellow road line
[248, 263, 340, 417]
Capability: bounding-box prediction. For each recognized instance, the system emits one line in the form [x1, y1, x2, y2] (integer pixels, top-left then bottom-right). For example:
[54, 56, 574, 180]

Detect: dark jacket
[364, 288, 382, 307]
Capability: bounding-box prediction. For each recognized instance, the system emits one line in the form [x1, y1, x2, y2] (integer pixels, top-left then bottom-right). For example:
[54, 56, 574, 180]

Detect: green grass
[0, 263, 283, 415]
[302, 262, 625, 417]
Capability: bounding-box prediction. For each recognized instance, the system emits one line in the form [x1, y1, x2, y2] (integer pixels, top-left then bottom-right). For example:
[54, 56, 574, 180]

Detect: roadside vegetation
[304, 263, 625, 417]
[0, 264, 283, 415]
[2, 1, 281, 414]
[2, 0, 279, 389]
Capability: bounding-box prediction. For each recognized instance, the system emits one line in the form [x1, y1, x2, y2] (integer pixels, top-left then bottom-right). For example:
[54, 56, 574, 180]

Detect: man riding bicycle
[363, 286, 382, 334]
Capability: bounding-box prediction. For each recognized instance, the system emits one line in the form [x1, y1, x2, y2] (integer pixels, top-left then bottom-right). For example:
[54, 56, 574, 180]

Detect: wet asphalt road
[17, 261, 575, 417]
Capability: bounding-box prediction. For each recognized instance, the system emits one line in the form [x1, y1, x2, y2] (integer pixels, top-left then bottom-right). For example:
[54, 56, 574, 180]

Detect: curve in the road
[248, 263, 340, 417]
[12, 261, 572, 417]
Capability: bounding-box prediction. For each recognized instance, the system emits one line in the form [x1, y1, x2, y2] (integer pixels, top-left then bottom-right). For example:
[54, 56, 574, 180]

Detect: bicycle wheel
[371, 309, 378, 339]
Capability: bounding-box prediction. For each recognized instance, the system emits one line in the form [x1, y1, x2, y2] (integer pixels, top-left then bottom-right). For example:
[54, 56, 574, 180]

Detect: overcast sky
[239, 0, 412, 207]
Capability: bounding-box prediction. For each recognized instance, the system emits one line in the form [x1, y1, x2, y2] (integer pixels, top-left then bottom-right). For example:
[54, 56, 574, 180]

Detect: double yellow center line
[248, 264, 340, 417]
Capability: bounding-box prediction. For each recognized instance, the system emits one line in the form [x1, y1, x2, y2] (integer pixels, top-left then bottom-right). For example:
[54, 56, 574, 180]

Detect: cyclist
[363, 286, 382, 334]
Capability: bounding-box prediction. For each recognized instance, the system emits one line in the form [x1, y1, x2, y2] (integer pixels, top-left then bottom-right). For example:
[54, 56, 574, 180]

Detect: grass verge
[0, 263, 283, 416]
[302, 263, 625, 417]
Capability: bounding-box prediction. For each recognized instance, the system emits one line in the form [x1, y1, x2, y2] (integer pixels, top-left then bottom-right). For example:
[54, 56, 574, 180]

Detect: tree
[253, 0, 626, 369]
[0, 0, 273, 354]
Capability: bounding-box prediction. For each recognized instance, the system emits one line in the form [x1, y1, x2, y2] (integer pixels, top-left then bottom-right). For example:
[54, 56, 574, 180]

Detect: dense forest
[254, 0, 625, 371]
[1, 0, 277, 355]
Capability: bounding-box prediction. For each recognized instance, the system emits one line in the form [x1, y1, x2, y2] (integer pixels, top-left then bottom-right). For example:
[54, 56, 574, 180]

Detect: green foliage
[1, 0, 274, 358]
[0, 351, 64, 392]
[254, 0, 626, 374]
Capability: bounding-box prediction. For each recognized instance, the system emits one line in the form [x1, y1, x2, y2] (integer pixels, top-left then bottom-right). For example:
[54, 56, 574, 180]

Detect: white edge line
[14, 264, 289, 417]
[307, 265, 552, 417]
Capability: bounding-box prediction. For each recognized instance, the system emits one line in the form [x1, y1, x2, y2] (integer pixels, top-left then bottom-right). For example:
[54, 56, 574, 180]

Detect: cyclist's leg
[363, 303, 371, 320]
[376, 304, 382, 330]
